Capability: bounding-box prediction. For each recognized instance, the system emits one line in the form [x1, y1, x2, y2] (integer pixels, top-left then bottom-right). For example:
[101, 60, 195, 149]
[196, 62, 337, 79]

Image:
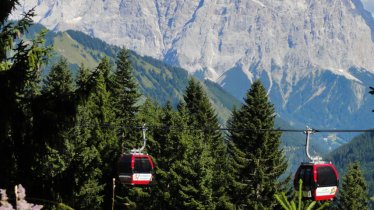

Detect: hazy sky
[362, 0, 374, 16]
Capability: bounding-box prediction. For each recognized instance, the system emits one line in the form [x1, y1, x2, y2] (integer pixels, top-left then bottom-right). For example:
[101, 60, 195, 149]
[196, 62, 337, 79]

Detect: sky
[362, 0, 374, 17]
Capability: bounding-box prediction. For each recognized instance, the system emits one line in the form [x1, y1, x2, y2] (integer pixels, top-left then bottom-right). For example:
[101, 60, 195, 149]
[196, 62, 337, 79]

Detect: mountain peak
[11, 0, 374, 131]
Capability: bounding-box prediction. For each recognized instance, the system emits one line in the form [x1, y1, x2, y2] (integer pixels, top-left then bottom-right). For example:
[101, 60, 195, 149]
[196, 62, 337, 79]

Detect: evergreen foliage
[150, 102, 182, 209]
[183, 78, 235, 209]
[167, 102, 215, 209]
[275, 179, 330, 210]
[325, 132, 374, 195]
[337, 162, 370, 210]
[112, 48, 140, 121]
[87, 58, 120, 209]
[111, 48, 141, 152]
[42, 58, 74, 95]
[31, 59, 117, 209]
[26, 24, 240, 124]
[0, 0, 19, 23]
[32, 57, 77, 203]
[0, 5, 50, 193]
[227, 80, 289, 209]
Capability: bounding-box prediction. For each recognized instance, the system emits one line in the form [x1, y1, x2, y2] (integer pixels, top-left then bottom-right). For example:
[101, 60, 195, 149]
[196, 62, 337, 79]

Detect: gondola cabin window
[118, 155, 132, 174]
[317, 166, 338, 187]
[134, 157, 152, 173]
[300, 167, 313, 190]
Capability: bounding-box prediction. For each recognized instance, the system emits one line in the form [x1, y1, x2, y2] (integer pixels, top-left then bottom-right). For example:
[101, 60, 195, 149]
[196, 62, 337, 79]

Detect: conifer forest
[1, 1, 374, 209]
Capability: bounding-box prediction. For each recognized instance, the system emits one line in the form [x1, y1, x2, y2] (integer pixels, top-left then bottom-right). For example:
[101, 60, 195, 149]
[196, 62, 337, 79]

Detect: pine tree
[150, 101, 198, 209]
[0, 7, 49, 190]
[69, 64, 106, 209]
[0, 0, 19, 23]
[89, 58, 119, 209]
[227, 80, 288, 209]
[338, 162, 370, 210]
[111, 48, 140, 122]
[29, 59, 110, 209]
[111, 48, 141, 155]
[183, 78, 234, 209]
[165, 102, 215, 209]
[31, 57, 77, 202]
[151, 102, 180, 209]
[42, 58, 74, 96]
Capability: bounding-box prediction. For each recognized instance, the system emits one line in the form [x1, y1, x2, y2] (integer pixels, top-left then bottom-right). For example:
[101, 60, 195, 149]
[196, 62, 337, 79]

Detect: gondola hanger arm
[130, 124, 147, 154]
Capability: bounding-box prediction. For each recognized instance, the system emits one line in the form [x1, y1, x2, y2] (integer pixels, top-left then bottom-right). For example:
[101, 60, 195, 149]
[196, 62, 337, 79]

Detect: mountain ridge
[12, 0, 374, 136]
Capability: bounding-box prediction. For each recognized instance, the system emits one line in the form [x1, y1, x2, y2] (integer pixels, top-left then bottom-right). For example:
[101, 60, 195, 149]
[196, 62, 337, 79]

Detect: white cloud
[362, 0, 374, 16]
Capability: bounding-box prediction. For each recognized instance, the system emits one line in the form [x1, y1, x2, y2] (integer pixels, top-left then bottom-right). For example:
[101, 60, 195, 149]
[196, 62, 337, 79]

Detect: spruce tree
[111, 49, 139, 124]
[31, 60, 107, 209]
[112, 48, 140, 122]
[183, 78, 234, 209]
[150, 101, 200, 209]
[42, 58, 74, 96]
[0, 0, 19, 23]
[165, 102, 215, 209]
[31, 58, 76, 201]
[151, 102, 180, 209]
[338, 162, 370, 210]
[0, 8, 49, 190]
[227, 80, 288, 209]
[89, 58, 119, 209]
[111, 48, 141, 156]
[70, 64, 106, 209]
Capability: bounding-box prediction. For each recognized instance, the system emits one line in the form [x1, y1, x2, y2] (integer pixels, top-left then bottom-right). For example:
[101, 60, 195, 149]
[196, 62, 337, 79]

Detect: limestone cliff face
[12, 0, 374, 130]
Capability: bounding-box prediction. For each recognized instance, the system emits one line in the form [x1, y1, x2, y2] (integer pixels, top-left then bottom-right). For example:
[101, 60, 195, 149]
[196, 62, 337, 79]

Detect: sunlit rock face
[12, 0, 374, 131]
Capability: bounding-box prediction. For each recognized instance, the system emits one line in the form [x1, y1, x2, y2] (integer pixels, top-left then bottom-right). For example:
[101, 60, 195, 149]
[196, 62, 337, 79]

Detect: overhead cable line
[72, 123, 374, 133]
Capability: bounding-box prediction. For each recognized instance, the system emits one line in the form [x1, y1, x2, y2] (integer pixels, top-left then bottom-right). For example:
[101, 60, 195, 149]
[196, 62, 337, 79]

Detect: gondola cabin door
[294, 162, 339, 201]
[118, 153, 155, 186]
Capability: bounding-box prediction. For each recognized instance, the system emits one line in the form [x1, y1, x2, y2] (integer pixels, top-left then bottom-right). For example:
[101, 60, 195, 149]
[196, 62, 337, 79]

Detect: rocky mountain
[12, 0, 374, 137]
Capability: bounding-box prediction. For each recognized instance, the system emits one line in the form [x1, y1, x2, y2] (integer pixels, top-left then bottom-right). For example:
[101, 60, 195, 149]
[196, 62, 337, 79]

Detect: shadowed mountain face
[12, 0, 374, 135]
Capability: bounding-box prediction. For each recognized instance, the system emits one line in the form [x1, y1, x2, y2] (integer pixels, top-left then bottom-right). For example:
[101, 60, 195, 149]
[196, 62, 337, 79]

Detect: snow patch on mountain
[329, 67, 362, 83]
[251, 0, 265, 8]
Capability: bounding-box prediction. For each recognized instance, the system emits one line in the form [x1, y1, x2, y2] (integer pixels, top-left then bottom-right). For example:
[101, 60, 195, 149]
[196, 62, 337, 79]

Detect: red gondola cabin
[294, 162, 339, 201]
[118, 153, 155, 186]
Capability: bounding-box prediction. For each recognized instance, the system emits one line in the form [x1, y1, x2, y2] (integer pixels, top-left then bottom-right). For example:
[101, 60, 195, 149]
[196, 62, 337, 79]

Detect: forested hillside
[24, 23, 335, 181]
[326, 131, 374, 195]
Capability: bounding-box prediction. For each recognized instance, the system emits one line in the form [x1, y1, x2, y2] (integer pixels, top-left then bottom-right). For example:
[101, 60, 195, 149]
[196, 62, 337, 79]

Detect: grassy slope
[53, 32, 98, 69]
